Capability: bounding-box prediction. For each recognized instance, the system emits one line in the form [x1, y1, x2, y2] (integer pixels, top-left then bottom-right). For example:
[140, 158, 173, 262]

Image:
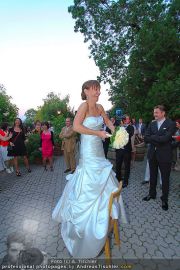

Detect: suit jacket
[60, 126, 77, 153]
[144, 119, 176, 162]
[124, 125, 134, 152]
[103, 125, 111, 146]
[137, 123, 146, 136]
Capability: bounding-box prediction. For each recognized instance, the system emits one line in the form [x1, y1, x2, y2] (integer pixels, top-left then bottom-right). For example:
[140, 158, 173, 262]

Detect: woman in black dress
[8, 118, 31, 176]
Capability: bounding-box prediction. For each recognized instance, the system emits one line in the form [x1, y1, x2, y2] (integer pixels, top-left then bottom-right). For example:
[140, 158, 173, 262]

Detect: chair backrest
[108, 181, 123, 216]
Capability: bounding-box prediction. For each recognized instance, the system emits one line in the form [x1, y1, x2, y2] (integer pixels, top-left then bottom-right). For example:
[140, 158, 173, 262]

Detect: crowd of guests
[0, 108, 180, 210]
[0, 118, 31, 177]
[59, 107, 179, 211]
[0, 119, 55, 180]
[102, 114, 150, 188]
[106, 107, 179, 211]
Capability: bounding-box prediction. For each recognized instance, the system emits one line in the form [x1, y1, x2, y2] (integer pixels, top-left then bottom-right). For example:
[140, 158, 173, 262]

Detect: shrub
[26, 134, 42, 163]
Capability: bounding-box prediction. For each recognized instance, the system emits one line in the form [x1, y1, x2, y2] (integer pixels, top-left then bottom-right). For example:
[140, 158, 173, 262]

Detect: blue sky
[0, 0, 111, 116]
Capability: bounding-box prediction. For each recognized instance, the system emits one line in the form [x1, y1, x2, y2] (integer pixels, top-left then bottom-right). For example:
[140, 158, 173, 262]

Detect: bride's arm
[98, 104, 115, 133]
[73, 103, 108, 139]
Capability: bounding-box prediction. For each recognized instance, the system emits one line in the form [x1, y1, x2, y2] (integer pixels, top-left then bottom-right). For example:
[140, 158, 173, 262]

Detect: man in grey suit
[143, 105, 176, 210]
[137, 118, 146, 137]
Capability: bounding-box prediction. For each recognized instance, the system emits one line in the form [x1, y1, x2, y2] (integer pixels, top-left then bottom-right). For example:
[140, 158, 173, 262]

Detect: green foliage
[26, 134, 42, 163]
[51, 114, 66, 145]
[0, 84, 18, 125]
[69, 0, 180, 121]
[34, 91, 74, 145]
[24, 108, 37, 127]
[110, 126, 119, 146]
[35, 92, 73, 122]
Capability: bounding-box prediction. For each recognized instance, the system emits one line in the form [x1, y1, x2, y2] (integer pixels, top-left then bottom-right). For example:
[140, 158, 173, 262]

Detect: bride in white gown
[52, 80, 127, 258]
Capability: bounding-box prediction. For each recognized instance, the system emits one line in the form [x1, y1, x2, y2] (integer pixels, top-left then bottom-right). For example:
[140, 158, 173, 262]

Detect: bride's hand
[97, 130, 109, 139]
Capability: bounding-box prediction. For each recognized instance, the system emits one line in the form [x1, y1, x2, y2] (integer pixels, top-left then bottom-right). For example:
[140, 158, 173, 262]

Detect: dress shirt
[157, 118, 166, 130]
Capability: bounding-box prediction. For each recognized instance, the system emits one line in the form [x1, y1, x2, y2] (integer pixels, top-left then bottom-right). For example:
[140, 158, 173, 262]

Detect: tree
[24, 108, 37, 127]
[0, 84, 18, 125]
[68, 0, 180, 120]
[35, 92, 73, 122]
[35, 92, 74, 143]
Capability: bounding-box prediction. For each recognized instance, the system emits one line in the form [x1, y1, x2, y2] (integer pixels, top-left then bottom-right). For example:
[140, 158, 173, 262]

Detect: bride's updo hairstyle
[81, 80, 100, 100]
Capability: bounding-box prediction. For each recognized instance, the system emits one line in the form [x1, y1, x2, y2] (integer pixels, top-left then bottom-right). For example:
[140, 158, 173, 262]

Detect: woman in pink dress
[39, 122, 54, 171]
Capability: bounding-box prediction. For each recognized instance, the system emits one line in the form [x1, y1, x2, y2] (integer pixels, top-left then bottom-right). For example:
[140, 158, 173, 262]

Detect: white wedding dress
[52, 116, 127, 258]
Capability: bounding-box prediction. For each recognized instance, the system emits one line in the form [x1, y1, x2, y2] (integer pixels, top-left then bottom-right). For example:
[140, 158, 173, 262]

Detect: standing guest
[119, 119, 124, 126]
[131, 119, 138, 167]
[142, 159, 162, 187]
[8, 118, 31, 177]
[172, 119, 180, 171]
[102, 113, 112, 158]
[116, 115, 134, 187]
[0, 148, 5, 172]
[48, 121, 54, 132]
[131, 118, 137, 129]
[102, 123, 111, 159]
[110, 117, 119, 127]
[0, 130, 12, 192]
[136, 118, 146, 138]
[137, 118, 146, 137]
[143, 105, 176, 211]
[0, 150, 5, 192]
[59, 118, 77, 174]
[0, 123, 14, 173]
[39, 122, 54, 171]
[32, 120, 41, 134]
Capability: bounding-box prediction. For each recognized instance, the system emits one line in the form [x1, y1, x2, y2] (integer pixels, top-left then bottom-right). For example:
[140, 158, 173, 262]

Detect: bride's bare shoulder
[97, 103, 104, 112]
[76, 102, 88, 113]
[75, 102, 88, 119]
[78, 102, 88, 109]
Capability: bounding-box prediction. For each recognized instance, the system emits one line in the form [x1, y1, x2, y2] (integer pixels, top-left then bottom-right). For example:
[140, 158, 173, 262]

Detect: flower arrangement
[108, 127, 129, 149]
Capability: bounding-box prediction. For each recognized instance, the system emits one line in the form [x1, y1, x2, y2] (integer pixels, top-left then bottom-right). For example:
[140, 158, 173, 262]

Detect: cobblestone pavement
[0, 156, 179, 264]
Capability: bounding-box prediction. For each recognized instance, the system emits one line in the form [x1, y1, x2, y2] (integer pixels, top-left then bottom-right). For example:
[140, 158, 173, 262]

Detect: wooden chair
[104, 181, 123, 259]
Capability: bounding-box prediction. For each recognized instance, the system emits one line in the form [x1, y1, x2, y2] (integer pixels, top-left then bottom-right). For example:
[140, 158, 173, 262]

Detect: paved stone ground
[0, 156, 179, 265]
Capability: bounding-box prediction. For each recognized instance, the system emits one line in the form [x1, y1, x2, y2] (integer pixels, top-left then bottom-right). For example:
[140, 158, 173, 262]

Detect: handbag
[7, 132, 21, 154]
[7, 144, 13, 151]
[134, 134, 144, 146]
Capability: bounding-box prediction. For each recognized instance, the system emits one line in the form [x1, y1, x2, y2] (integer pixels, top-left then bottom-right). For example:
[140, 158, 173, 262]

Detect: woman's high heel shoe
[16, 171, 21, 176]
